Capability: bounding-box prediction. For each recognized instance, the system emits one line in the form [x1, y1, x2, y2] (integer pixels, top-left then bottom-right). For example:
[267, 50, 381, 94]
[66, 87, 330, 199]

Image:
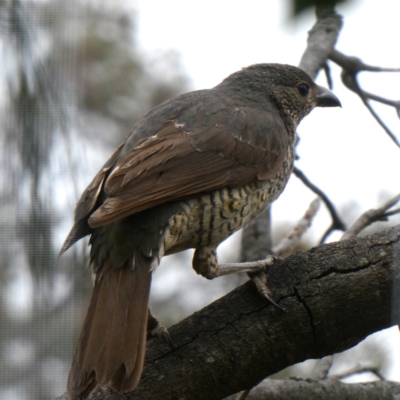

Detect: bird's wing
[88, 107, 289, 229]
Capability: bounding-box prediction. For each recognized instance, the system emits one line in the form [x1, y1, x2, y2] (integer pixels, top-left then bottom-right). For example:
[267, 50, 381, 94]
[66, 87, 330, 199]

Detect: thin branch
[274, 197, 320, 258]
[333, 365, 385, 381]
[323, 62, 333, 89]
[362, 91, 400, 114]
[293, 167, 346, 240]
[314, 355, 334, 380]
[330, 50, 400, 147]
[356, 90, 400, 147]
[341, 193, 400, 240]
[384, 207, 400, 218]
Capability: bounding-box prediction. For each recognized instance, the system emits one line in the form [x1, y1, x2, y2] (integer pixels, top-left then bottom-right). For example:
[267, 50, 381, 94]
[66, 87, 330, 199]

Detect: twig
[313, 355, 334, 380]
[384, 207, 400, 218]
[361, 91, 400, 116]
[330, 50, 400, 147]
[274, 198, 320, 258]
[333, 365, 385, 381]
[341, 193, 400, 240]
[323, 62, 333, 89]
[293, 167, 346, 241]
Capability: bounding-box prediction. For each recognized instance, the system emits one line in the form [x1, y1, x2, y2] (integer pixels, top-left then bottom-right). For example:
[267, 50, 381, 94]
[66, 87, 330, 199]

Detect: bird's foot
[248, 256, 285, 311]
[193, 248, 284, 310]
[149, 324, 173, 348]
[147, 310, 173, 348]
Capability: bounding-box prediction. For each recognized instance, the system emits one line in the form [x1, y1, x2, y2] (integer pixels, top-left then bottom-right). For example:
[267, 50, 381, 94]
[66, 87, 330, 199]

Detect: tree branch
[298, 6, 342, 79]
[274, 197, 320, 258]
[329, 50, 400, 147]
[341, 193, 400, 240]
[54, 224, 400, 400]
[229, 378, 400, 400]
[333, 365, 385, 381]
[293, 167, 346, 242]
[241, 207, 274, 261]
[313, 355, 334, 380]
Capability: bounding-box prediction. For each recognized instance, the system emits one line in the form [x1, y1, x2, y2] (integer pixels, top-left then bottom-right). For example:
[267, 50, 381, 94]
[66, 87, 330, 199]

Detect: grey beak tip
[316, 87, 341, 108]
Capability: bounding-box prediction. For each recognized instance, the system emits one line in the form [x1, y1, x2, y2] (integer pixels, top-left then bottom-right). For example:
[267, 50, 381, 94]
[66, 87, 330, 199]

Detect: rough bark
[56, 224, 400, 400]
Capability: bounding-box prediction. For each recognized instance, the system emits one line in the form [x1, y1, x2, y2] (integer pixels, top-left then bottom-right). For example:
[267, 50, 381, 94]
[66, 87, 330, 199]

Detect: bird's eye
[297, 83, 309, 97]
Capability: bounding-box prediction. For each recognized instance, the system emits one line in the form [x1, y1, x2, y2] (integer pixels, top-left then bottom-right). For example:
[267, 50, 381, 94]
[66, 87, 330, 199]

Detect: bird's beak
[315, 86, 341, 108]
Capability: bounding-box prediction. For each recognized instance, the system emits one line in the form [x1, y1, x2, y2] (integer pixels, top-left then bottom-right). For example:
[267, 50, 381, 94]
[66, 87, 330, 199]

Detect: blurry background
[0, 0, 399, 399]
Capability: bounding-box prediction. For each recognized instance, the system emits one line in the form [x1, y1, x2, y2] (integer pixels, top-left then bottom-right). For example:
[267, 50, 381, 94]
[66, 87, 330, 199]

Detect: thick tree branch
[55, 225, 400, 400]
[241, 207, 274, 261]
[298, 7, 342, 79]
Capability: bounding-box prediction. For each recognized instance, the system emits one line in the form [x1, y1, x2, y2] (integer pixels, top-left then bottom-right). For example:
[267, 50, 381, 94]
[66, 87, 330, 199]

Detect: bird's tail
[67, 251, 152, 398]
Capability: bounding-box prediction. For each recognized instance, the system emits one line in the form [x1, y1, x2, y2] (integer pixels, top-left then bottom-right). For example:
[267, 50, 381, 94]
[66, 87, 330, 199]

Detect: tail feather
[67, 251, 152, 397]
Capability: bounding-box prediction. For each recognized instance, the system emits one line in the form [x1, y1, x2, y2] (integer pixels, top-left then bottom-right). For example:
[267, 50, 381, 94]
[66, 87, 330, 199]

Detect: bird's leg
[147, 309, 172, 347]
[193, 246, 275, 277]
[192, 246, 283, 309]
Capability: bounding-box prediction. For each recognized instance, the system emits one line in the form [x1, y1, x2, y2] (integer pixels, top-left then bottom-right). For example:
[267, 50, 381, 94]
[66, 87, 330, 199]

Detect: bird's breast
[164, 150, 294, 255]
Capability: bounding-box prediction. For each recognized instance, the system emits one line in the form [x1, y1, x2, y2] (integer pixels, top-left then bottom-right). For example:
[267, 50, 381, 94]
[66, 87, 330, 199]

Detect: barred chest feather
[163, 143, 296, 255]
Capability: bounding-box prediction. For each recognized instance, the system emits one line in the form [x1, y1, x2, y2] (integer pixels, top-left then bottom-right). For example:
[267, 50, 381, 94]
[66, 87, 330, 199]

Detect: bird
[61, 63, 340, 398]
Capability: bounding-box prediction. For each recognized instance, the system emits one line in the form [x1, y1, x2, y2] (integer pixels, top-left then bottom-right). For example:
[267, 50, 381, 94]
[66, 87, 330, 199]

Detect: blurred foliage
[0, 1, 189, 399]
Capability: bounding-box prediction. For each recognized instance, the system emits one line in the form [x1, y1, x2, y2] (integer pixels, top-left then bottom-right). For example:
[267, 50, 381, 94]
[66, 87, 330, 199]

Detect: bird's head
[218, 63, 341, 128]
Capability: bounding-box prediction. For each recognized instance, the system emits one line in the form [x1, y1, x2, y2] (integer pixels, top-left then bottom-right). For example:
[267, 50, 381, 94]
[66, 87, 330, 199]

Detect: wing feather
[88, 111, 289, 228]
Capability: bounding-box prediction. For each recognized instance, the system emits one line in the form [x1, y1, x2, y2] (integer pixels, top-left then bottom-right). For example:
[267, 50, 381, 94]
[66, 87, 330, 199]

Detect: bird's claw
[248, 256, 285, 311]
[147, 310, 173, 348]
[160, 327, 173, 349]
[148, 323, 174, 348]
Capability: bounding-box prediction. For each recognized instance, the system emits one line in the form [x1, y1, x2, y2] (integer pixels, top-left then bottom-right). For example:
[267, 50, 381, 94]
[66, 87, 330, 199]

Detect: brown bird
[61, 63, 340, 398]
